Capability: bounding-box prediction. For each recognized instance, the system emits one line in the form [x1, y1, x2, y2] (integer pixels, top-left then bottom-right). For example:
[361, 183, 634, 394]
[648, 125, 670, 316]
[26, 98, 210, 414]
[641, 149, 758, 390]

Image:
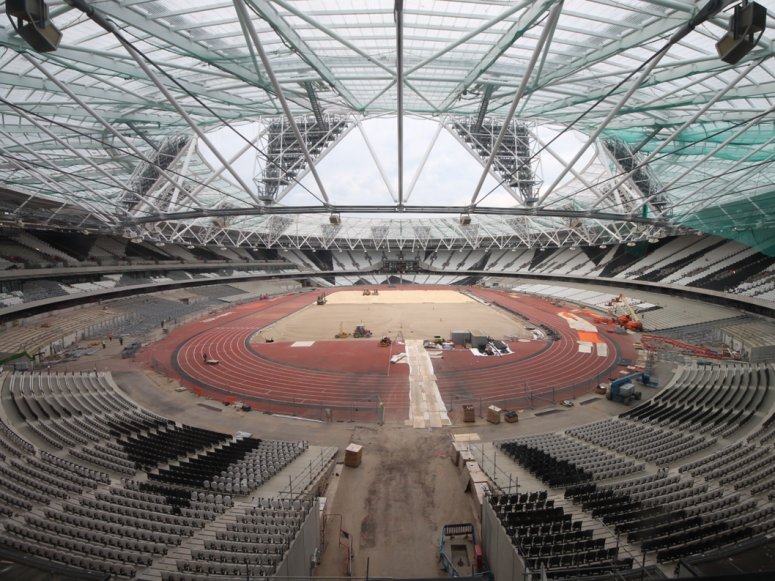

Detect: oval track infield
[141, 288, 636, 421]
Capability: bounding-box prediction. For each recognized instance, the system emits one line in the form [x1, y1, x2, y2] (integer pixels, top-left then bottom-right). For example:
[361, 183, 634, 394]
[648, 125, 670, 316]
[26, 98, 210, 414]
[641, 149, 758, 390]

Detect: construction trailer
[605, 372, 658, 404]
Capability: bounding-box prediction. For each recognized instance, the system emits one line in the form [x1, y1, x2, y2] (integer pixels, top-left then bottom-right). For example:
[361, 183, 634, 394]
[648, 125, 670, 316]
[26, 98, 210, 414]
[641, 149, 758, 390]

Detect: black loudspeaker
[5, 0, 61, 53]
[716, 34, 757, 65]
[18, 20, 61, 53]
[6, 0, 44, 20]
[737, 1, 767, 35]
[716, 1, 766, 65]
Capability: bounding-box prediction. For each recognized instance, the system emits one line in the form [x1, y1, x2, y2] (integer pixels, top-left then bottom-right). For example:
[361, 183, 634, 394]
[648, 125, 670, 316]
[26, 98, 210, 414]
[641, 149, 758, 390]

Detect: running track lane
[167, 293, 409, 418]
[153, 288, 631, 419]
[432, 289, 622, 405]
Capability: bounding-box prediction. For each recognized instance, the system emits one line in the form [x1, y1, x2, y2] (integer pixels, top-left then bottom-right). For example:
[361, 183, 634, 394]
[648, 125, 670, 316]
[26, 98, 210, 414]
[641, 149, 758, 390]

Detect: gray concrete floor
[33, 290, 708, 580]
[103, 363, 643, 579]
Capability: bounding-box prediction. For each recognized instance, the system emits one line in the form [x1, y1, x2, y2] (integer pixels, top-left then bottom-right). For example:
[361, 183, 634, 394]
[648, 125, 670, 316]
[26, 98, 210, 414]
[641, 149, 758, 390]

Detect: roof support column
[188, 126, 269, 199]
[233, 0, 331, 206]
[357, 121, 397, 203]
[395, 0, 405, 208]
[531, 131, 599, 195]
[405, 120, 444, 203]
[470, 0, 563, 207]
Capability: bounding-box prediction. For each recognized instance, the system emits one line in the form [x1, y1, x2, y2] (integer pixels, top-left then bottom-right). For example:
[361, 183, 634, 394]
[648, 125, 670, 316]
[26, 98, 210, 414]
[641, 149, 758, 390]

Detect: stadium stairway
[148, 445, 336, 580]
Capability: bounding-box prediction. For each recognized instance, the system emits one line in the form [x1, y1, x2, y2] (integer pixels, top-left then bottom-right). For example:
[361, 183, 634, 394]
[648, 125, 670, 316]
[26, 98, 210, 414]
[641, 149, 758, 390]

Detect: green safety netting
[604, 123, 775, 162]
[675, 189, 775, 256]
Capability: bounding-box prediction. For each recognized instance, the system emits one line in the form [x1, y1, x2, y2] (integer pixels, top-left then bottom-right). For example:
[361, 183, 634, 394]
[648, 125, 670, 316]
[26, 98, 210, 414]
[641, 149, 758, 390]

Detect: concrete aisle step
[140, 503, 238, 581]
[249, 445, 337, 499]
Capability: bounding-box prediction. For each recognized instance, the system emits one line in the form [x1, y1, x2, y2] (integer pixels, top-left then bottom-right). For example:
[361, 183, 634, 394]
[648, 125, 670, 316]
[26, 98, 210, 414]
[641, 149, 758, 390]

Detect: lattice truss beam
[254, 115, 352, 204]
[0, 0, 773, 246]
[130, 212, 678, 253]
[448, 117, 542, 206]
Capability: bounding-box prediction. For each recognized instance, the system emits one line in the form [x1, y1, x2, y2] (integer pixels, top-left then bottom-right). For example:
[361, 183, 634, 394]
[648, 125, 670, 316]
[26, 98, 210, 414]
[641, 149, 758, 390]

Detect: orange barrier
[577, 331, 602, 343]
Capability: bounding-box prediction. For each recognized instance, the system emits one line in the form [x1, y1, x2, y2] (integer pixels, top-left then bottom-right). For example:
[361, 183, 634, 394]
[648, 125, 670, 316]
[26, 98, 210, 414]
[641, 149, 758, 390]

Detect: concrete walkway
[405, 339, 450, 429]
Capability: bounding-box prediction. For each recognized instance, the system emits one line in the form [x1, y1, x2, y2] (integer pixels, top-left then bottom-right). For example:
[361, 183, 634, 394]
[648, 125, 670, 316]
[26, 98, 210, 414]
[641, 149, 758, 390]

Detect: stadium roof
[0, 0, 774, 252]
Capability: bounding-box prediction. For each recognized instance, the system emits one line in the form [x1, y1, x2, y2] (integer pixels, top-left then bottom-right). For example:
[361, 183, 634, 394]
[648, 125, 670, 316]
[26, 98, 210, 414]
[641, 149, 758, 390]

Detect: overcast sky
[204, 116, 595, 211]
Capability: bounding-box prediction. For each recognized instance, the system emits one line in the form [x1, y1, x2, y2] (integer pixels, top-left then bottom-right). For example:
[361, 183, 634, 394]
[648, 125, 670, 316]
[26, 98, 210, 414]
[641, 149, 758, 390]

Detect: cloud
[201, 117, 594, 210]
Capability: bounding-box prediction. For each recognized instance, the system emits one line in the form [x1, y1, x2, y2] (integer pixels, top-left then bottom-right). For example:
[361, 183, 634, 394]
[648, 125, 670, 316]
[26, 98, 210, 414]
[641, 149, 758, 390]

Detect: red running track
[433, 289, 630, 407]
[141, 288, 635, 421]
[140, 293, 409, 420]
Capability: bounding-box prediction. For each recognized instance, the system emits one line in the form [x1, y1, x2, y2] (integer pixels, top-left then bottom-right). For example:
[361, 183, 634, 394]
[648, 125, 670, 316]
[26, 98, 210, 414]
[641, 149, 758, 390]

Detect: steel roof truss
[234, 0, 330, 207]
[439, 0, 559, 111]
[591, 57, 765, 212]
[245, 0, 361, 111]
[471, 1, 562, 207]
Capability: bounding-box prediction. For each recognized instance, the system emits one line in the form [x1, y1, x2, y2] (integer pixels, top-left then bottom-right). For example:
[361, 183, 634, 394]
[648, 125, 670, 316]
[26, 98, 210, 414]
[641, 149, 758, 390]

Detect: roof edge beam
[123, 205, 676, 229]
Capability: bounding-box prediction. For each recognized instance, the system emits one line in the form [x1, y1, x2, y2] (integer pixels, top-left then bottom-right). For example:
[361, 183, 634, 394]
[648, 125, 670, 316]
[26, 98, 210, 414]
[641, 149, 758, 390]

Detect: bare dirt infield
[324, 289, 475, 304]
[252, 289, 532, 342]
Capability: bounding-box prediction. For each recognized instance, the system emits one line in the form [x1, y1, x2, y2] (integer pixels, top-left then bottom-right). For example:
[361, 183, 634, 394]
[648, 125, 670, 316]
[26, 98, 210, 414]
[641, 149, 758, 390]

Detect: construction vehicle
[617, 315, 643, 332]
[379, 336, 392, 347]
[603, 372, 658, 404]
[362, 288, 371, 296]
[594, 313, 642, 333]
[608, 294, 644, 331]
[316, 292, 327, 305]
[353, 324, 372, 338]
[335, 323, 351, 339]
